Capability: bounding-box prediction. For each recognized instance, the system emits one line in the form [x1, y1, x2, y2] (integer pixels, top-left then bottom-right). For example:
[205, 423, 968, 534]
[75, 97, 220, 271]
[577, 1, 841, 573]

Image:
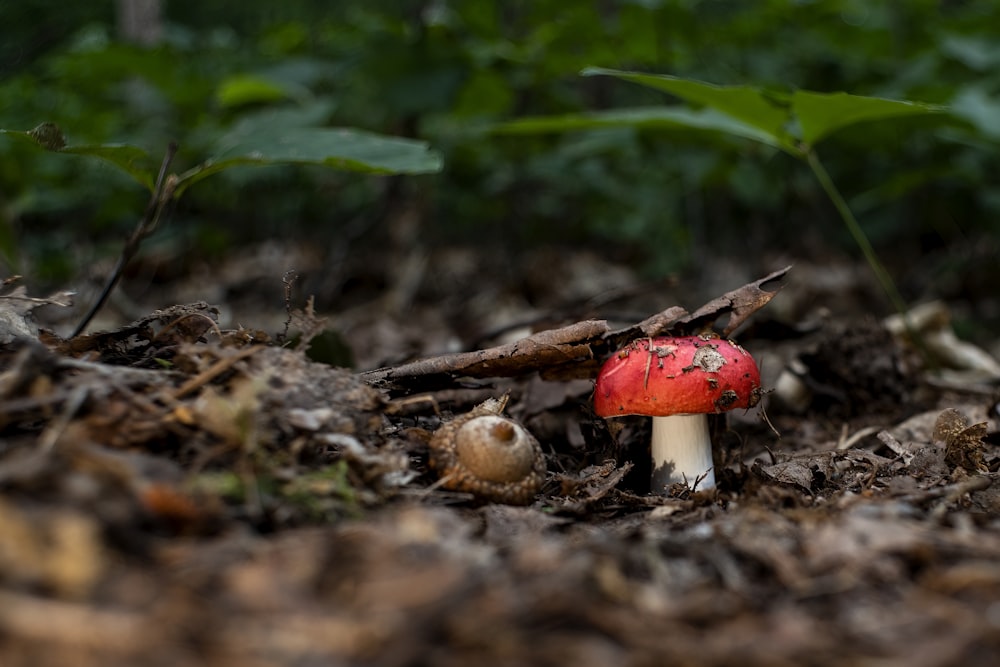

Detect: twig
[876, 429, 918, 466]
[171, 346, 261, 400]
[57, 356, 183, 384]
[836, 424, 882, 451]
[279, 269, 299, 343]
[928, 474, 993, 520]
[72, 142, 179, 337]
[37, 384, 89, 453]
[805, 150, 927, 360]
[361, 266, 790, 392]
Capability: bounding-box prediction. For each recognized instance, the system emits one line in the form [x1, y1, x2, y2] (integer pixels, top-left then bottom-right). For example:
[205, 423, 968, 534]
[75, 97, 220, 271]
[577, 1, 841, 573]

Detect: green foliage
[502, 69, 950, 314]
[499, 107, 778, 145]
[215, 74, 292, 109]
[179, 124, 441, 195]
[1, 0, 999, 285]
[1, 125, 158, 189]
[2, 117, 441, 195]
[0, 101, 440, 273]
[791, 91, 946, 147]
[576, 68, 948, 154]
[1, 113, 440, 334]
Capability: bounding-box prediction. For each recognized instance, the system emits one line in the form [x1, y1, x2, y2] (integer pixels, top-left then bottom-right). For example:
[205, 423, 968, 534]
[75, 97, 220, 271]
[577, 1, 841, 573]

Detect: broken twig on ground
[362, 266, 790, 392]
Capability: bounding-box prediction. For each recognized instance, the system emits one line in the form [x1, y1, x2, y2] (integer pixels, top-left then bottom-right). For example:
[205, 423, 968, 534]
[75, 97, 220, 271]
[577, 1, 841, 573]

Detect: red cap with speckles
[593, 335, 762, 417]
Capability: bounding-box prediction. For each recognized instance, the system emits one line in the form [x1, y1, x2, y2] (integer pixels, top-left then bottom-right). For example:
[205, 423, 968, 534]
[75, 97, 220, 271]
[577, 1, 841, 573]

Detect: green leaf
[216, 74, 292, 109]
[222, 103, 336, 136]
[792, 91, 947, 146]
[176, 127, 443, 195]
[0, 123, 156, 190]
[496, 107, 785, 147]
[60, 144, 157, 190]
[580, 69, 948, 152]
[582, 67, 796, 151]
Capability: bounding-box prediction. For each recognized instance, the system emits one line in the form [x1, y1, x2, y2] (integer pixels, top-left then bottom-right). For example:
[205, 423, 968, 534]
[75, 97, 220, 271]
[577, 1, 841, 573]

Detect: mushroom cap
[593, 335, 762, 418]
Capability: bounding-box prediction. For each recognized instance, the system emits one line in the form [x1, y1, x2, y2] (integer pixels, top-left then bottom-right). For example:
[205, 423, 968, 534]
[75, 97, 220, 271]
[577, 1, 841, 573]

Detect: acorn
[427, 397, 545, 505]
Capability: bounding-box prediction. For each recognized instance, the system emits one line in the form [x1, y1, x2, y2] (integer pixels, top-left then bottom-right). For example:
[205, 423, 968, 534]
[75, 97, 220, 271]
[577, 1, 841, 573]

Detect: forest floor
[1, 241, 999, 666]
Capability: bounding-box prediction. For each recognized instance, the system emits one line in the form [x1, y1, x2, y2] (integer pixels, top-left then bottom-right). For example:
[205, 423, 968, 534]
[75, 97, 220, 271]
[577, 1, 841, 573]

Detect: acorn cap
[593, 335, 762, 418]
[428, 406, 545, 505]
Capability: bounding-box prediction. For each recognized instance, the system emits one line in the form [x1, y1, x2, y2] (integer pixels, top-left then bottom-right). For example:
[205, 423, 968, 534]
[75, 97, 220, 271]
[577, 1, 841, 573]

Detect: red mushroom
[593, 335, 762, 492]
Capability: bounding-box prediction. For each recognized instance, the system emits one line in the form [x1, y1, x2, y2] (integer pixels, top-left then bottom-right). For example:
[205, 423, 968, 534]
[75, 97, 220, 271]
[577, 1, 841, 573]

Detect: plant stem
[71, 142, 178, 337]
[806, 149, 929, 356]
[805, 149, 910, 317]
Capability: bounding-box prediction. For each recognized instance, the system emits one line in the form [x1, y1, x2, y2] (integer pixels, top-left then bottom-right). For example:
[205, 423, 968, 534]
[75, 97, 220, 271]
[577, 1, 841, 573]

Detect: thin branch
[71, 142, 179, 337]
[362, 267, 790, 392]
[805, 149, 924, 354]
[805, 150, 906, 315]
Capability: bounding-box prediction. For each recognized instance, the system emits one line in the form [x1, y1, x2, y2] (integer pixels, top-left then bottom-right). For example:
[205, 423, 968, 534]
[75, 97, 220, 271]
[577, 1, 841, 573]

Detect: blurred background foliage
[1, 0, 998, 308]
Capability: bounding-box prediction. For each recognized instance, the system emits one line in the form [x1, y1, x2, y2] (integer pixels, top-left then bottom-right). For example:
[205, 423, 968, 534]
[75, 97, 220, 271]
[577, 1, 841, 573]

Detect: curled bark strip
[361, 268, 788, 393]
[363, 320, 610, 390]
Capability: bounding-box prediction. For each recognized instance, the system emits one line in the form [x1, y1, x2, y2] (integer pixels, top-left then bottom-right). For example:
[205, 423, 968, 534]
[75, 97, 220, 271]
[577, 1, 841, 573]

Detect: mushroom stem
[650, 414, 715, 492]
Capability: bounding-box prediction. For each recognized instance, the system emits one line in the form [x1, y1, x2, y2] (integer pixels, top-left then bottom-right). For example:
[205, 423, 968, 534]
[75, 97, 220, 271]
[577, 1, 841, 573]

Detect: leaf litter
[1, 263, 999, 666]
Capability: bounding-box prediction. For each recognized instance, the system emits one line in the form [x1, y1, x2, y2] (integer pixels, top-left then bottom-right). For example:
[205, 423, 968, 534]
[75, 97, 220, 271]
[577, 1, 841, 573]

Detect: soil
[1, 244, 999, 667]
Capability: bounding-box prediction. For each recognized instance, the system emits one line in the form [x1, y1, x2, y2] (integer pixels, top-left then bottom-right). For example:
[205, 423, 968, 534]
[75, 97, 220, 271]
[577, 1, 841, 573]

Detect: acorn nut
[428, 401, 545, 505]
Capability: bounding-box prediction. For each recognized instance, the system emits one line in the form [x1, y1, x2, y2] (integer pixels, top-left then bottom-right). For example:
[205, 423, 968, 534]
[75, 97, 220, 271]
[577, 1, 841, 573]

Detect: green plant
[3, 2, 999, 294]
[499, 69, 949, 317]
[0, 120, 442, 333]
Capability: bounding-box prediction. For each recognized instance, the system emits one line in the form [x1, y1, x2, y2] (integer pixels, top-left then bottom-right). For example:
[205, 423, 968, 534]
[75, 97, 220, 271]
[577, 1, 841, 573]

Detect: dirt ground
[1, 243, 999, 666]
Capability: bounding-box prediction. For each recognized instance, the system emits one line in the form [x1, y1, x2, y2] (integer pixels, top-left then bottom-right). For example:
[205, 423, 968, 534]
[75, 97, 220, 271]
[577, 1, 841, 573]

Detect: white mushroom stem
[650, 414, 715, 492]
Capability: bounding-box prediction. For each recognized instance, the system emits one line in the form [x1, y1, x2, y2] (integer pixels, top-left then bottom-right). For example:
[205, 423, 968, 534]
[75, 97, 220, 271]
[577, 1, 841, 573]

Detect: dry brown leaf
[362, 267, 789, 393]
[935, 408, 990, 474]
[678, 265, 790, 337]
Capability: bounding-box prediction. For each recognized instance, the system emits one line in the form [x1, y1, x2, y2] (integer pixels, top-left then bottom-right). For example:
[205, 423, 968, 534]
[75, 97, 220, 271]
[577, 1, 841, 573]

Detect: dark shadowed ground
[1, 242, 998, 666]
